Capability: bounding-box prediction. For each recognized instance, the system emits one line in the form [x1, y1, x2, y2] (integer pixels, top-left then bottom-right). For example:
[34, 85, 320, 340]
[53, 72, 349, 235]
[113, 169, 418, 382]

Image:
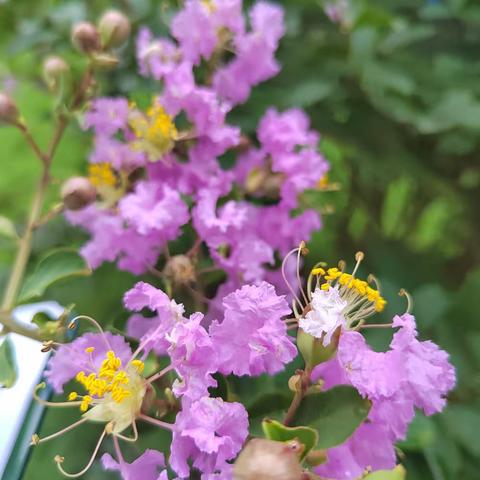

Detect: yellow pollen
[88, 163, 116, 188]
[85, 347, 95, 354]
[129, 100, 178, 160]
[68, 392, 78, 401]
[73, 350, 138, 411]
[311, 267, 325, 276]
[131, 359, 145, 373]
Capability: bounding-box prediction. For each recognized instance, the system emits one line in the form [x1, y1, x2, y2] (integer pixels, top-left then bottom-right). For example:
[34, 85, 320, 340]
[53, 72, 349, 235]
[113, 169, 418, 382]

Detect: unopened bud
[71, 22, 101, 53]
[233, 438, 304, 480]
[42, 56, 69, 91]
[98, 10, 131, 48]
[164, 255, 196, 285]
[61, 177, 97, 210]
[0, 93, 19, 124]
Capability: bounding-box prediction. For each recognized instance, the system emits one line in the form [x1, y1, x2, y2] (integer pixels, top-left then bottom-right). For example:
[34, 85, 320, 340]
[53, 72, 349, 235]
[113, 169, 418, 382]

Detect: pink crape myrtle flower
[102, 449, 169, 480]
[170, 396, 248, 478]
[210, 281, 296, 376]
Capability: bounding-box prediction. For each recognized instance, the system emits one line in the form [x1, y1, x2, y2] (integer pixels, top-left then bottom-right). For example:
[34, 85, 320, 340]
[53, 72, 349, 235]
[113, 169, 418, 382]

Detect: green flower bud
[61, 177, 97, 210]
[98, 10, 131, 48]
[71, 22, 101, 54]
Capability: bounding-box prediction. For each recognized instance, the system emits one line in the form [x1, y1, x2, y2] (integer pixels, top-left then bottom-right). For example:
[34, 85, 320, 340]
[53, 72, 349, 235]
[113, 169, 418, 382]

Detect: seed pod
[233, 438, 304, 480]
[0, 93, 19, 124]
[98, 10, 131, 48]
[61, 177, 97, 210]
[42, 56, 69, 91]
[71, 22, 101, 54]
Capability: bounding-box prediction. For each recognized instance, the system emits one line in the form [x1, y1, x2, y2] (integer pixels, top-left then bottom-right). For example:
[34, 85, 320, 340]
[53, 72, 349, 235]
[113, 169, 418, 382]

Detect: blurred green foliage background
[0, 0, 479, 479]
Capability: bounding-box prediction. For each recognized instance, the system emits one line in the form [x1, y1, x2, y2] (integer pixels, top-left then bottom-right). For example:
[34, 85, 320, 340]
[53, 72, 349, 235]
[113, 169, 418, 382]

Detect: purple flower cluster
[42, 1, 456, 479]
[45, 279, 293, 478]
[68, 0, 328, 296]
[312, 314, 455, 479]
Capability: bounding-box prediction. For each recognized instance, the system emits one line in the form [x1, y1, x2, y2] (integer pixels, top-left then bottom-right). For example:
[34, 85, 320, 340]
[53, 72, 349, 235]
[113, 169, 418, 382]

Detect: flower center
[311, 265, 386, 327]
[129, 101, 178, 160]
[68, 348, 146, 433]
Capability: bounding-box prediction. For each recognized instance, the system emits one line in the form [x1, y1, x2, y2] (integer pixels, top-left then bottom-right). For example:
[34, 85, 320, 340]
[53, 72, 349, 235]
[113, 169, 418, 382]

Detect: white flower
[299, 286, 346, 346]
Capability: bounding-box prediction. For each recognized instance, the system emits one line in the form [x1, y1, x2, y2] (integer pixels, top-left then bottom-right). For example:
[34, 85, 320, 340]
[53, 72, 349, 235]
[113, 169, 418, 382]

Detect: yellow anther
[85, 347, 95, 354]
[321, 283, 330, 291]
[339, 273, 351, 285]
[80, 395, 92, 412]
[129, 101, 178, 160]
[131, 359, 145, 373]
[88, 163, 116, 188]
[311, 267, 325, 276]
[68, 392, 78, 401]
[76, 371, 86, 382]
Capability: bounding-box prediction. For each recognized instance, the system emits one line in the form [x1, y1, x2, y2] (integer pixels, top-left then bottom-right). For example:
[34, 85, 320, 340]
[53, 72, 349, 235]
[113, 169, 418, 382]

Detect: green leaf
[381, 177, 415, 239]
[0, 337, 17, 388]
[18, 248, 91, 304]
[262, 419, 318, 460]
[247, 391, 292, 436]
[0, 215, 18, 240]
[363, 465, 406, 479]
[292, 386, 371, 449]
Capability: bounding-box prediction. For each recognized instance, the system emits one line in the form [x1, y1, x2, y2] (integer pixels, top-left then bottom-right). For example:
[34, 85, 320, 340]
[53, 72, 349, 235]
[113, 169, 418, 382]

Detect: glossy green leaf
[18, 248, 91, 304]
[292, 386, 371, 449]
[0, 337, 17, 388]
[363, 465, 406, 479]
[262, 419, 318, 460]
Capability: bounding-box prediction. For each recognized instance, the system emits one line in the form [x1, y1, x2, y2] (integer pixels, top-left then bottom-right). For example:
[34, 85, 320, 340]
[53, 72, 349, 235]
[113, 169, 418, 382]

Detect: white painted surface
[0, 302, 63, 477]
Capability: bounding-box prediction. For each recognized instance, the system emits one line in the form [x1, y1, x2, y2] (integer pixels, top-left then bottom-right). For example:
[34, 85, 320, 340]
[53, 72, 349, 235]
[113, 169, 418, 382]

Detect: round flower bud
[98, 10, 131, 48]
[71, 22, 101, 54]
[164, 255, 196, 285]
[42, 56, 69, 91]
[61, 177, 97, 210]
[233, 438, 304, 480]
[0, 93, 19, 124]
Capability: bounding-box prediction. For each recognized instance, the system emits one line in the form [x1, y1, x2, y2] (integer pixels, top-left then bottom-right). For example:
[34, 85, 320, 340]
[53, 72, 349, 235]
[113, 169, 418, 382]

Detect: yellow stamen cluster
[70, 350, 145, 412]
[88, 163, 116, 188]
[129, 101, 177, 160]
[313, 267, 386, 312]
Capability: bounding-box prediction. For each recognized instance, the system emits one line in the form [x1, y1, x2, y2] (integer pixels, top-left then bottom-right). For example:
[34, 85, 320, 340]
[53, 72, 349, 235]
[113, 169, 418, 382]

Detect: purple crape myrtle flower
[124, 281, 185, 355]
[170, 396, 248, 478]
[210, 281, 297, 376]
[66, 206, 167, 275]
[213, 2, 285, 105]
[312, 314, 455, 479]
[83, 97, 130, 137]
[167, 312, 219, 401]
[45, 332, 132, 394]
[102, 449, 169, 480]
[119, 181, 189, 236]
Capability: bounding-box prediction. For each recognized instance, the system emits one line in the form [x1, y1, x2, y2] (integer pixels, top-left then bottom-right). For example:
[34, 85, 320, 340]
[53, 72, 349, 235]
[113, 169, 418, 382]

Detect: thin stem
[0, 67, 93, 334]
[55, 428, 107, 478]
[283, 367, 311, 426]
[139, 413, 174, 431]
[359, 323, 394, 330]
[31, 418, 88, 445]
[146, 364, 175, 385]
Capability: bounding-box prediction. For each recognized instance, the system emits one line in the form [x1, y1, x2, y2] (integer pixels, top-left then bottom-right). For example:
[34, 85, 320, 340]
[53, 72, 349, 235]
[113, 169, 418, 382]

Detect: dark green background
[0, 0, 478, 478]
